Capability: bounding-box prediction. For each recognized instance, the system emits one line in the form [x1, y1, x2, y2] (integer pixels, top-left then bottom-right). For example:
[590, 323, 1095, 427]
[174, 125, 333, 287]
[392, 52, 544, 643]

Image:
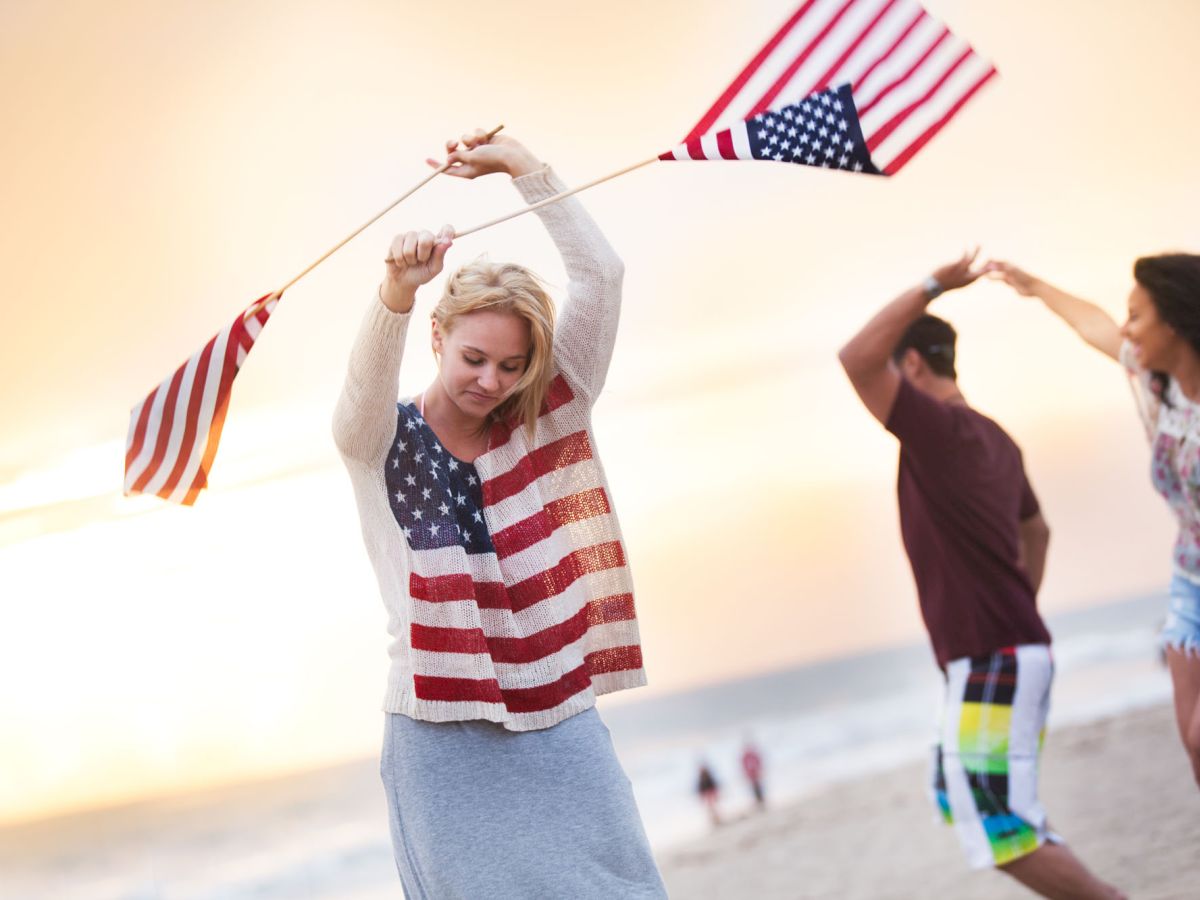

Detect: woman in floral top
[989, 254, 1200, 790]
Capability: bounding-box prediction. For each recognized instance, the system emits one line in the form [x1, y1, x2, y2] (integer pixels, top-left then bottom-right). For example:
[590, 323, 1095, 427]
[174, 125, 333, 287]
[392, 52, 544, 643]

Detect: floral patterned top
[1122, 340, 1200, 577]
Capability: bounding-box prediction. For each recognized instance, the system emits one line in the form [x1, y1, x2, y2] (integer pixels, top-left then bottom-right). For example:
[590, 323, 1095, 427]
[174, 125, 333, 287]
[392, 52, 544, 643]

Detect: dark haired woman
[989, 256, 1200, 790]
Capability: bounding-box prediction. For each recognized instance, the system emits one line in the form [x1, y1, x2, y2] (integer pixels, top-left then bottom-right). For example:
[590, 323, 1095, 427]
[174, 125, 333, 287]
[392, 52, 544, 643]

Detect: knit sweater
[332, 167, 646, 731]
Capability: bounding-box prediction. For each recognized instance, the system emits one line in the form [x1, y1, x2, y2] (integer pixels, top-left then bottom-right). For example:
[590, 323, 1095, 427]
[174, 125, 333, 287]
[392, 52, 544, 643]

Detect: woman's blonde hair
[432, 257, 556, 437]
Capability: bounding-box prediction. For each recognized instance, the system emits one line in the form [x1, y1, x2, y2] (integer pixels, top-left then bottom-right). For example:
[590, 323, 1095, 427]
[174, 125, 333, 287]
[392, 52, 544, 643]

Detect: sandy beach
[659, 703, 1198, 900]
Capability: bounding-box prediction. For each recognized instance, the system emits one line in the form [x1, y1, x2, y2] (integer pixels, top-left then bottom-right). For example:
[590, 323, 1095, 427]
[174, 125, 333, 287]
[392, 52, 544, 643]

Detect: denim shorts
[1163, 574, 1200, 656]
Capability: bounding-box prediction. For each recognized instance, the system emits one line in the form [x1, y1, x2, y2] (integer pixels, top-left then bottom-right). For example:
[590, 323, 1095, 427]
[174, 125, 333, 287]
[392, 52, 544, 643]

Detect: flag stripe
[129, 363, 188, 493]
[685, 0, 823, 141]
[877, 62, 996, 173]
[866, 43, 969, 150]
[808, 0, 900, 92]
[156, 335, 218, 498]
[482, 430, 594, 507]
[857, 24, 949, 118]
[507, 540, 627, 613]
[751, 0, 859, 117]
[586, 644, 643, 675]
[844, 5, 926, 105]
[410, 573, 511, 608]
[492, 487, 611, 559]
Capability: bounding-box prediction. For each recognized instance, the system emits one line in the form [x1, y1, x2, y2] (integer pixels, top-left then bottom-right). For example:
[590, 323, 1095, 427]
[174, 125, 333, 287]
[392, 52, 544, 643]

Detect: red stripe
[751, 0, 859, 117]
[866, 44, 971, 151]
[482, 430, 593, 506]
[407, 594, 637, 664]
[851, 8, 924, 98]
[881, 66, 996, 174]
[586, 644, 643, 676]
[409, 573, 511, 609]
[658, 150, 678, 162]
[413, 674, 504, 704]
[124, 394, 155, 473]
[499, 664, 593, 714]
[858, 25, 949, 119]
[411, 623, 491, 654]
[130, 364, 187, 493]
[716, 129, 737, 160]
[809, 0, 899, 91]
[174, 313, 250, 504]
[685, 0, 822, 142]
[507, 541, 626, 613]
[491, 487, 611, 559]
[157, 336, 217, 497]
[488, 374, 575, 447]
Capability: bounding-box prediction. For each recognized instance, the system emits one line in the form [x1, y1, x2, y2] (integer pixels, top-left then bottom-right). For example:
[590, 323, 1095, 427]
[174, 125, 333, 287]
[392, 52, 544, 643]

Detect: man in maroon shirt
[838, 251, 1124, 900]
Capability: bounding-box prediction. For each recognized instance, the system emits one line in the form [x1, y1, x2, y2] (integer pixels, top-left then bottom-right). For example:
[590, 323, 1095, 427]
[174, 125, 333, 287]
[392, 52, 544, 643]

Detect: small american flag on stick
[660, 0, 996, 175]
[124, 292, 277, 506]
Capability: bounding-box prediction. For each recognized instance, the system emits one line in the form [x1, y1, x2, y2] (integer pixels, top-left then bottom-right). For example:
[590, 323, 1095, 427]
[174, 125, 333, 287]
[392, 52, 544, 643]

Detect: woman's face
[1122, 284, 1182, 372]
[432, 309, 531, 420]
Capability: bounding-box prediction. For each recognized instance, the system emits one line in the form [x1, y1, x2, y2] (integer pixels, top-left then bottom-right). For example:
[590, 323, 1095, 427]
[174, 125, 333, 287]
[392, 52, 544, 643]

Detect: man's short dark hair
[892, 314, 957, 379]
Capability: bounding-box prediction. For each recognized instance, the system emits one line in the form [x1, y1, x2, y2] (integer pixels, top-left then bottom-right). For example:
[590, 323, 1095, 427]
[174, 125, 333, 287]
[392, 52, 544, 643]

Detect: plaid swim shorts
[930, 644, 1058, 869]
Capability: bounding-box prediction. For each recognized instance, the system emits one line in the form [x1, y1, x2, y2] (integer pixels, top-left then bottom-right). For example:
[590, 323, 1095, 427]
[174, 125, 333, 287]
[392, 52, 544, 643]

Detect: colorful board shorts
[930, 644, 1059, 869]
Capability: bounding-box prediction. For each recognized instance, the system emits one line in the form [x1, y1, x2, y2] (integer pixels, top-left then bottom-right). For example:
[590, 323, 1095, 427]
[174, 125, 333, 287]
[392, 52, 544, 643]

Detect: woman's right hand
[986, 260, 1043, 298]
[380, 226, 454, 313]
[427, 129, 542, 180]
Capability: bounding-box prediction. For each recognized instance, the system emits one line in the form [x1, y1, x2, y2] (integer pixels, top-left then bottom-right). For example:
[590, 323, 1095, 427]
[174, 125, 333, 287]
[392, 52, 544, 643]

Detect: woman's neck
[1171, 349, 1200, 403]
[421, 381, 489, 452]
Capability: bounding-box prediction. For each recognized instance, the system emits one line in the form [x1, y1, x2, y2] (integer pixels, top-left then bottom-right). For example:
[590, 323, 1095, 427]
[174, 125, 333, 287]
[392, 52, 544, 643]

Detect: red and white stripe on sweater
[333, 167, 646, 731]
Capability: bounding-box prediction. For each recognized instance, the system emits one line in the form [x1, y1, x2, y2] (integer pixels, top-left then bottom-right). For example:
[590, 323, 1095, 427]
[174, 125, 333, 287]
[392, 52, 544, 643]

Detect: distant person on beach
[332, 130, 665, 898]
[990, 255, 1200, 792]
[696, 761, 722, 826]
[741, 739, 766, 809]
[839, 251, 1126, 900]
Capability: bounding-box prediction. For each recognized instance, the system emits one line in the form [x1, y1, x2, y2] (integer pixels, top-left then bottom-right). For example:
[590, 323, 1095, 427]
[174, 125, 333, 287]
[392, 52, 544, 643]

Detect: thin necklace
[418, 392, 425, 418]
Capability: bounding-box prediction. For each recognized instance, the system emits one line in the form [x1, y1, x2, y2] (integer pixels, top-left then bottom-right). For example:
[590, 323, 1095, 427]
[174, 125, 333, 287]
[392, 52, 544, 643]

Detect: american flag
[661, 83, 881, 174]
[660, 0, 996, 174]
[124, 292, 278, 506]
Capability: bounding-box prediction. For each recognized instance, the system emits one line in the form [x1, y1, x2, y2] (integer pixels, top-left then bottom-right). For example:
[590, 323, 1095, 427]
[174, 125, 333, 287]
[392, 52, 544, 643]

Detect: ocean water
[1, 595, 1171, 899]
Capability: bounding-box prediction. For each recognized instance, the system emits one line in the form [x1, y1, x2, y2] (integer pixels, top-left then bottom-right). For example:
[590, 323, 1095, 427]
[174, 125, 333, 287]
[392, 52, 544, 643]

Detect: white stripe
[163, 323, 236, 503]
[731, 120, 754, 159]
[138, 346, 209, 497]
[768, 0, 894, 108]
[852, 13, 943, 112]
[124, 378, 171, 491]
[485, 455, 601, 532]
[409, 648, 497, 681]
[825, 0, 924, 89]
[869, 52, 993, 171]
[699, 132, 722, 160]
[711, 0, 848, 132]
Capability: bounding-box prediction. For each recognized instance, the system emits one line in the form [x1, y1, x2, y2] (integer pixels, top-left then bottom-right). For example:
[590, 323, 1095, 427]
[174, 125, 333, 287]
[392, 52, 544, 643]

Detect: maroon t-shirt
[885, 378, 1051, 668]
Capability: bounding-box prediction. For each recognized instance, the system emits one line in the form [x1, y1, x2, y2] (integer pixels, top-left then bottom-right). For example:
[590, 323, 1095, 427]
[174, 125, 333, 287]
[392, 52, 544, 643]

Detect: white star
[806, 153, 817, 164]
[838, 154, 850, 166]
[774, 118, 787, 131]
[768, 133, 779, 145]
[430, 444, 442, 454]
[391, 456, 399, 469]
[780, 141, 792, 152]
[404, 474, 417, 487]
[800, 133, 811, 145]
[455, 493, 467, 506]
[472, 510, 483, 523]
[467, 475, 477, 486]
[833, 98, 844, 112]
[463, 531, 472, 543]
[421, 487, 432, 500]
[405, 419, 417, 431]
[853, 161, 864, 172]
[447, 459, 459, 471]
[414, 451, 423, 463]
[782, 107, 794, 120]
[806, 119, 816, 131]
[792, 148, 804, 158]
[844, 139, 854, 151]
[772, 152, 783, 161]
[825, 112, 835, 124]
[402, 526, 412, 539]
[429, 523, 440, 537]
[787, 126, 797, 138]
[818, 125, 829, 138]
[801, 102, 812, 114]
[820, 94, 831, 107]
[413, 509, 423, 520]
[394, 490, 406, 504]
[438, 502, 450, 515]
[396, 440, 407, 453]
[824, 145, 835, 158]
[838, 119, 848, 132]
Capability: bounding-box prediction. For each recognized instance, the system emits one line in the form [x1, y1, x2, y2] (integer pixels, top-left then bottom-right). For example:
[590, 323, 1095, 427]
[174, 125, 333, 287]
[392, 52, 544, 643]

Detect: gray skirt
[380, 706, 667, 899]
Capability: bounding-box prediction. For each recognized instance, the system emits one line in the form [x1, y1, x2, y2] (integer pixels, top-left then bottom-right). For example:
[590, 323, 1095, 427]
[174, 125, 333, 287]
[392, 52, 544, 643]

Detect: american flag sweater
[333, 167, 646, 731]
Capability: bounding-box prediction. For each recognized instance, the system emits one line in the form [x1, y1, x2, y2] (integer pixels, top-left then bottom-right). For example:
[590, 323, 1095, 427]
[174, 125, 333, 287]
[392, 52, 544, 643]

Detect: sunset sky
[3, 0, 1198, 824]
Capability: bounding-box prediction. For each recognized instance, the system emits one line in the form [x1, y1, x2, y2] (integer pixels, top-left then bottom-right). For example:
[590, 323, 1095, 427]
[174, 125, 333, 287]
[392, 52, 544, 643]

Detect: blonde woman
[332, 131, 665, 898]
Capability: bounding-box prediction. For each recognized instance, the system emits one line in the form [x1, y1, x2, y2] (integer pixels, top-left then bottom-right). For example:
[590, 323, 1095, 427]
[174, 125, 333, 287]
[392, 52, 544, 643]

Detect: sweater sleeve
[512, 166, 625, 403]
[332, 293, 413, 469]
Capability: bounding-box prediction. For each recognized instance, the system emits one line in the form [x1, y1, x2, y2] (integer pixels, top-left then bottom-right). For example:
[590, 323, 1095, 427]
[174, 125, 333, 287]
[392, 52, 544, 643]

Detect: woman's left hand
[931, 247, 986, 293]
[427, 130, 541, 179]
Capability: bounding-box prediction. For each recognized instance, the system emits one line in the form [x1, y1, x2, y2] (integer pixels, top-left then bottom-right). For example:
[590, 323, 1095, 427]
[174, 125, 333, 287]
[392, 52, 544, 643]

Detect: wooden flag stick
[245, 124, 506, 318]
[453, 155, 659, 239]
